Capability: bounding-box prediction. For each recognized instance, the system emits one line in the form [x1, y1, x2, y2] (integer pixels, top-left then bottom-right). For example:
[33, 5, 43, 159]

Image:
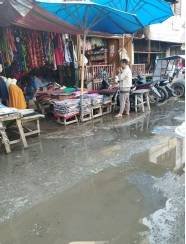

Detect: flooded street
[0, 99, 185, 244]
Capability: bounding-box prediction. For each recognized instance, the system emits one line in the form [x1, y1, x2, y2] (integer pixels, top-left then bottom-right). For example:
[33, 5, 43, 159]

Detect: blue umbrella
[92, 0, 174, 26]
[36, 0, 146, 34]
[36, 0, 148, 119]
[35, 0, 173, 119]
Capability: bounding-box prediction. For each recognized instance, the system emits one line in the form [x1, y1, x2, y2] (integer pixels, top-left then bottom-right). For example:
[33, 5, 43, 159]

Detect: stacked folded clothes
[80, 97, 92, 114]
[103, 95, 112, 104]
[85, 94, 103, 106]
[53, 99, 80, 115]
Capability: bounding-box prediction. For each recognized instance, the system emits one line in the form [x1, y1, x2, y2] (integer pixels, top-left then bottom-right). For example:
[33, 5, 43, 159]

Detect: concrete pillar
[166, 47, 171, 57]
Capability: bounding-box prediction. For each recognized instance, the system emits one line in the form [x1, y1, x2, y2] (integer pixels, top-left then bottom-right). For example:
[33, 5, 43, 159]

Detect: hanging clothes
[0, 77, 9, 106]
[0, 26, 77, 81]
[9, 83, 26, 109]
[63, 36, 72, 64]
[53, 34, 65, 66]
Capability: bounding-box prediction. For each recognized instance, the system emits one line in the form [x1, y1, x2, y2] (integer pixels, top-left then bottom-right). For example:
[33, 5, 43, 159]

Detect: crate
[102, 102, 112, 115]
[80, 111, 92, 122]
[91, 105, 102, 118]
[54, 112, 79, 125]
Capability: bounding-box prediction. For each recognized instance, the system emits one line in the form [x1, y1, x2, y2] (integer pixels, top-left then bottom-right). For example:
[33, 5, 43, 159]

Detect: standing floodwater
[0, 99, 185, 244]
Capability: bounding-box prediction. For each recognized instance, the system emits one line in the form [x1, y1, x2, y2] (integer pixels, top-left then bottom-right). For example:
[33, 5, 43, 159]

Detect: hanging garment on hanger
[9, 84, 26, 109]
[0, 76, 9, 106]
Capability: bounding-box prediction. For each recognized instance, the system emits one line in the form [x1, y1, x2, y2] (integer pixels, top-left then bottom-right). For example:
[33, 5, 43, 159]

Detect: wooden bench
[21, 113, 45, 137]
[132, 89, 151, 113]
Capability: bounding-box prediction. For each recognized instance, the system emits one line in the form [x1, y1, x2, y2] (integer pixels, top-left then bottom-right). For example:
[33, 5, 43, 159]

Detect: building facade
[133, 0, 185, 72]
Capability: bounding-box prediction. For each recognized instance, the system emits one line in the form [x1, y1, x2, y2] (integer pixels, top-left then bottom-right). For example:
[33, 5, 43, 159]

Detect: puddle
[0, 135, 184, 244]
[0, 99, 184, 244]
[0, 165, 166, 244]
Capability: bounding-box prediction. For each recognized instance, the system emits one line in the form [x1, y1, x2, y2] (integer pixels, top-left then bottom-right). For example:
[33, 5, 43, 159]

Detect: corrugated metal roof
[0, 0, 81, 34]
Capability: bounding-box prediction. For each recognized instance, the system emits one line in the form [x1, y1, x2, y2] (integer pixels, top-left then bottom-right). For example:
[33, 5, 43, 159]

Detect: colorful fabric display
[0, 26, 76, 75]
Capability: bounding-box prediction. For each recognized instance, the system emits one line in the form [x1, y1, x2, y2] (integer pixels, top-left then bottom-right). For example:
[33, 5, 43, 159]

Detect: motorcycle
[157, 77, 176, 99]
[132, 75, 164, 104]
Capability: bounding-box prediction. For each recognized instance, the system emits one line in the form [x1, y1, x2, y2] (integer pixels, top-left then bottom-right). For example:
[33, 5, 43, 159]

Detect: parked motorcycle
[132, 75, 165, 104]
[157, 77, 176, 98]
[171, 80, 185, 98]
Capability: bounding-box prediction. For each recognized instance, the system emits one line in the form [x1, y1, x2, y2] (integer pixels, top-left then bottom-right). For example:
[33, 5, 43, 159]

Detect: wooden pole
[81, 32, 86, 95]
[147, 39, 151, 71]
[77, 34, 81, 81]
[122, 34, 125, 49]
[80, 32, 87, 120]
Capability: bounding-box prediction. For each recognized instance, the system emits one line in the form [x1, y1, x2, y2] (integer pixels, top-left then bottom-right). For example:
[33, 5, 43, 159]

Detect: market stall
[0, 24, 119, 127]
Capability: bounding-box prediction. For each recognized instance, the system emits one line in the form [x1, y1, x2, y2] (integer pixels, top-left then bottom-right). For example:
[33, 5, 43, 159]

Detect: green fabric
[63, 87, 76, 93]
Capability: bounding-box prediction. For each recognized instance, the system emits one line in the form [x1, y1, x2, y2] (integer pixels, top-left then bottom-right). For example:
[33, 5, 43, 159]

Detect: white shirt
[118, 65, 132, 91]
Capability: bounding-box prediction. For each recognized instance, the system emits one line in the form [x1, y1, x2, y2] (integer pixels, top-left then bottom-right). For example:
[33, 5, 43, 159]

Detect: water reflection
[132, 135, 185, 172]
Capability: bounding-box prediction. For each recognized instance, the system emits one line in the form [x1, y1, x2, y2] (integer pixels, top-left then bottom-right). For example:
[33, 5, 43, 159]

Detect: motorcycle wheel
[157, 87, 169, 103]
[171, 83, 185, 98]
[149, 90, 159, 105]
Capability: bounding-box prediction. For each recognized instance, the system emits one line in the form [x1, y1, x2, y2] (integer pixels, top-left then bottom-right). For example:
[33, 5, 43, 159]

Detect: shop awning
[0, 0, 81, 34]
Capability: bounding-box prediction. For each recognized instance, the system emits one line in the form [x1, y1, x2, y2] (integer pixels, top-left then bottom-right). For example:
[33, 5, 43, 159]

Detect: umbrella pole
[80, 32, 87, 120]
[122, 34, 125, 49]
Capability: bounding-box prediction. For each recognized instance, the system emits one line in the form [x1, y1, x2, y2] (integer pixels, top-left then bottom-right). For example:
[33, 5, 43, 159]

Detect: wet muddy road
[0, 99, 185, 244]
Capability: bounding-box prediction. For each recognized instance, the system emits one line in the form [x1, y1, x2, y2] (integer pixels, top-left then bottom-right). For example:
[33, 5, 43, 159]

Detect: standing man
[115, 59, 132, 118]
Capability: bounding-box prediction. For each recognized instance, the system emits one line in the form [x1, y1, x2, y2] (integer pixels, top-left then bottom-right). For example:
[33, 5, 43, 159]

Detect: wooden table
[21, 113, 45, 136]
[0, 113, 28, 154]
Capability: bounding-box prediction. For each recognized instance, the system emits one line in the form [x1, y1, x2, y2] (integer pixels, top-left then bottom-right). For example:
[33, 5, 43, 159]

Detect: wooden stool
[0, 113, 28, 154]
[133, 89, 151, 113]
[21, 114, 45, 137]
